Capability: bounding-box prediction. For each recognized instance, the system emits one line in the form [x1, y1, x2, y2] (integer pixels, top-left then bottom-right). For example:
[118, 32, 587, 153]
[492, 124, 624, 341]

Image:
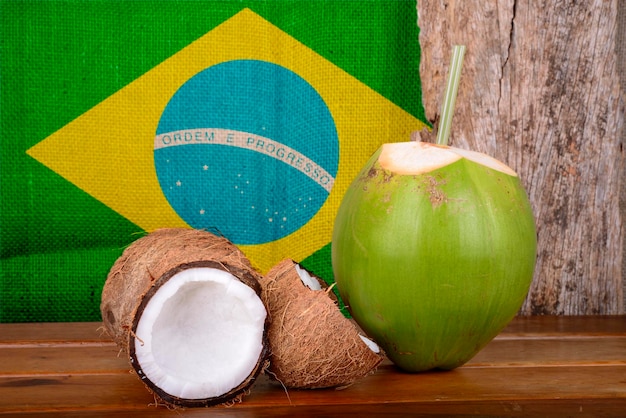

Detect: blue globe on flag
[154, 59, 339, 245]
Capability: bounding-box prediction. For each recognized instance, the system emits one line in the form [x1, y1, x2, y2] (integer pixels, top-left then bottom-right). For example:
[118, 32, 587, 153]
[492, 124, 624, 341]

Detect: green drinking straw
[436, 45, 466, 146]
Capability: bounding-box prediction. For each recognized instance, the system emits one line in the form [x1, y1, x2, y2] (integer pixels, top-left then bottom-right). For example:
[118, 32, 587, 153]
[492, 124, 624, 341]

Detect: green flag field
[1, 0, 426, 322]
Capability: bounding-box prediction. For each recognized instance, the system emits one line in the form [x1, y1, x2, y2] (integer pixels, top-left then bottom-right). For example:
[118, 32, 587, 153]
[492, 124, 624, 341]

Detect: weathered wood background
[618, 0, 626, 317]
[416, 0, 625, 315]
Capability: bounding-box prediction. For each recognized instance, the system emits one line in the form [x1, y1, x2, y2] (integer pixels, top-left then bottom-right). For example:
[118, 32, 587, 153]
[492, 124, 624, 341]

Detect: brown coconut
[259, 259, 383, 389]
[100, 228, 269, 408]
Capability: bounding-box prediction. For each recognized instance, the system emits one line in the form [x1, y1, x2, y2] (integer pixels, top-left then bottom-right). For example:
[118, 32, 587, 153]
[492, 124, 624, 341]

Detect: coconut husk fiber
[100, 228, 269, 407]
[259, 259, 383, 389]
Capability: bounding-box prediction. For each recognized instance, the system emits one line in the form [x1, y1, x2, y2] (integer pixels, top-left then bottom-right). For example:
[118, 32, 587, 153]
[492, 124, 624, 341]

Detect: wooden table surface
[0, 316, 625, 417]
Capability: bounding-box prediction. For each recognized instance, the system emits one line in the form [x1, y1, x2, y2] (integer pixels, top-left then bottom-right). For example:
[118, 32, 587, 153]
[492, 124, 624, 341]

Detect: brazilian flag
[1, 0, 427, 323]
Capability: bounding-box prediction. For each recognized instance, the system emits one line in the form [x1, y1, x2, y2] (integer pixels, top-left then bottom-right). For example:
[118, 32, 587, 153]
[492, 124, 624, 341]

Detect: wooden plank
[1, 335, 624, 376]
[469, 336, 626, 367]
[0, 317, 624, 376]
[0, 316, 624, 345]
[1, 317, 624, 377]
[0, 365, 624, 416]
[499, 315, 626, 337]
[4, 402, 626, 418]
[0, 323, 109, 345]
[1, 317, 624, 416]
[0, 346, 129, 376]
[5, 401, 626, 418]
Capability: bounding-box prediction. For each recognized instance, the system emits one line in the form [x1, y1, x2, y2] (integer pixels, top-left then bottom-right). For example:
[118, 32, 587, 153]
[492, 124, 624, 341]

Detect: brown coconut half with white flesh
[260, 259, 383, 389]
[100, 228, 269, 408]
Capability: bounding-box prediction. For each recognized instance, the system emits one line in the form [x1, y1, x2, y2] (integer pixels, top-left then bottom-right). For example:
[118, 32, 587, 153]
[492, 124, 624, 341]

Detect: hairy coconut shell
[100, 228, 269, 407]
[259, 259, 383, 389]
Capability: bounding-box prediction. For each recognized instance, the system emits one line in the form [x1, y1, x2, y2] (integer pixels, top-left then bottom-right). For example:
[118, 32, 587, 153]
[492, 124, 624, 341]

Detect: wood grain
[417, 0, 625, 315]
[0, 317, 624, 416]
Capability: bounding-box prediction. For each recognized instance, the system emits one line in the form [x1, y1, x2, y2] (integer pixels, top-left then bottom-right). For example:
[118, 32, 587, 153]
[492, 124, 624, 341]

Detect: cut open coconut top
[378, 142, 517, 177]
[131, 265, 267, 402]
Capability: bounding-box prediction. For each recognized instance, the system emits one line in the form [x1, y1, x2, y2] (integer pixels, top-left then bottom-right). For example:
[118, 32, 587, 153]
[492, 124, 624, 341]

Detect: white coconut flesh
[133, 267, 267, 400]
[294, 263, 381, 355]
[379, 141, 518, 176]
[359, 335, 381, 353]
[295, 264, 322, 291]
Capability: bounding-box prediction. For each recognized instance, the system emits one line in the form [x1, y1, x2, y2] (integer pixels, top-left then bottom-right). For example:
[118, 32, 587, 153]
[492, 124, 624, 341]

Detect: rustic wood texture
[0, 317, 624, 416]
[416, 1, 625, 314]
[617, 0, 626, 319]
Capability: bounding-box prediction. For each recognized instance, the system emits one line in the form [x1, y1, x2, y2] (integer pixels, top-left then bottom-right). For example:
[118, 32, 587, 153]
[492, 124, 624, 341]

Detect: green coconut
[331, 141, 537, 372]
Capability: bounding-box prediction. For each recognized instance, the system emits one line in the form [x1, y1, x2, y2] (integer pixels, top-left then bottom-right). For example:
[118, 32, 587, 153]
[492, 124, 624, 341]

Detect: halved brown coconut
[259, 259, 383, 389]
[100, 228, 269, 407]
